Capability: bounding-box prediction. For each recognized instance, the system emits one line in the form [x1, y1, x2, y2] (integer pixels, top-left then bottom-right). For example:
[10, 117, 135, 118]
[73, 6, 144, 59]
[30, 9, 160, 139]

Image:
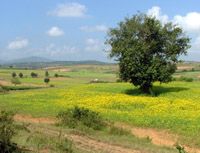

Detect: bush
[31, 72, 38, 77]
[54, 73, 59, 77]
[19, 72, 23, 78]
[0, 85, 9, 93]
[108, 125, 130, 136]
[172, 77, 177, 81]
[27, 131, 73, 153]
[0, 111, 22, 152]
[185, 77, 193, 82]
[44, 77, 50, 85]
[57, 106, 106, 130]
[50, 84, 55, 87]
[12, 72, 17, 78]
[116, 78, 123, 83]
[11, 78, 21, 86]
[178, 76, 193, 82]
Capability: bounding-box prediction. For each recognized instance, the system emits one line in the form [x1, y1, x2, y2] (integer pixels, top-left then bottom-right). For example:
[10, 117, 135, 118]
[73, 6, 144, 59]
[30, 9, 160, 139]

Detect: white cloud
[194, 36, 200, 47]
[173, 12, 200, 34]
[48, 3, 87, 18]
[45, 44, 77, 56]
[7, 38, 29, 50]
[47, 27, 64, 37]
[85, 38, 108, 52]
[80, 25, 108, 32]
[147, 6, 169, 24]
[147, 6, 200, 34]
[86, 38, 98, 45]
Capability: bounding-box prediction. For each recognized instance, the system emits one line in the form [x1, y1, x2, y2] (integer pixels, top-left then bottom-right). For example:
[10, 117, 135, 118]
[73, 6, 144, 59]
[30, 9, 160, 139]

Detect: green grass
[1, 64, 200, 148]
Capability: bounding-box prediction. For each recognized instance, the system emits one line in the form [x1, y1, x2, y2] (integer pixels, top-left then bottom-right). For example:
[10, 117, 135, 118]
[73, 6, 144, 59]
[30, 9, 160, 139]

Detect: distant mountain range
[0, 56, 110, 68]
[2, 56, 54, 64]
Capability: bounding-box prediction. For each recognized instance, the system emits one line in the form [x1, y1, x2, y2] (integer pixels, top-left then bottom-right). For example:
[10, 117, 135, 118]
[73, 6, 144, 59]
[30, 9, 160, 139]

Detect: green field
[1, 64, 200, 152]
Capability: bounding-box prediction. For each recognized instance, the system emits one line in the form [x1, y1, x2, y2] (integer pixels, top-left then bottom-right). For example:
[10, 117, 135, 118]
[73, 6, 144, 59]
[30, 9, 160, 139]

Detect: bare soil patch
[177, 66, 192, 70]
[14, 114, 57, 124]
[0, 80, 45, 87]
[13, 115, 200, 153]
[51, 68, 72, 72]
[42, 66, 62, 70]
[115, 123, 200, 153]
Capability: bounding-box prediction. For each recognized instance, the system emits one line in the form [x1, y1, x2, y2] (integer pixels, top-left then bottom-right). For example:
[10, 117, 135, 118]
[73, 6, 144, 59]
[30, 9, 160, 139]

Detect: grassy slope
[1, 64, 200, 148]
[1, 81, 200, 147]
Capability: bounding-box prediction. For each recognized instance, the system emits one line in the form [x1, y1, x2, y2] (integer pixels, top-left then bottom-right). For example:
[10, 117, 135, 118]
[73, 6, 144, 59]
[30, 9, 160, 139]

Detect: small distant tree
[45, 71, 49, 77]
[44, 77, 50, 86]
[12, 72, 16, 78]
[19, 72, 23, 78]
[11, 78, 21, 86]
[31, 72, 38, 78]
[54, 73, 59, 78]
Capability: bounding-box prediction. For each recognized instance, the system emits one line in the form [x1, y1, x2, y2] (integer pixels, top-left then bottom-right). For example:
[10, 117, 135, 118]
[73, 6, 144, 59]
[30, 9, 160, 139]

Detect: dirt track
[14, 114, 200, 153]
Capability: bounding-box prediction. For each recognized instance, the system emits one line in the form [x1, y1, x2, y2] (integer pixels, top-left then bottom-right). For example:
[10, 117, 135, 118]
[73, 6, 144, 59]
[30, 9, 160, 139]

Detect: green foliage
[116, 78, 123, 83]
[57, 106, 106, 130]
[11, 77, 21, 86]
[45, 70, 49, 77]
[7, 86, 41, 90]
[19, 72, 23, 78]
[0, 111, 22, 153]
[31, 72, 38, 77]
[50, 84, 55, 87]
[177, 76, 193, 82]
[0, 85, 9, 94]
[54, 73, 59, 77]
[44, 77, 50, 85]
[174, 143, 186, 153]
[106, 12, 191, 93]
[27, 131, 73, 153]
[108, 125, 130, 136]
[12, 72, 17, 78]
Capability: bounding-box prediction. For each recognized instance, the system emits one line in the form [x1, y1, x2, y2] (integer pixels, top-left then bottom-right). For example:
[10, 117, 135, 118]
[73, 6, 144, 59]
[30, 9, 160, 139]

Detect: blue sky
[1, 0, 200, 62]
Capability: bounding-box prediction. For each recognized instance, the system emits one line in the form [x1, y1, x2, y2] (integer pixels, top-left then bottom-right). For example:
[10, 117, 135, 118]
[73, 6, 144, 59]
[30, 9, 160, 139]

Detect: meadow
[0, 63, 200, 152]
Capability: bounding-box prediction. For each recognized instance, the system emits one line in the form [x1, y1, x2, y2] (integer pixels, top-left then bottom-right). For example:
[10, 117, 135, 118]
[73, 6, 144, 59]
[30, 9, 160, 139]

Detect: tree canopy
[105, 13, 191, 93]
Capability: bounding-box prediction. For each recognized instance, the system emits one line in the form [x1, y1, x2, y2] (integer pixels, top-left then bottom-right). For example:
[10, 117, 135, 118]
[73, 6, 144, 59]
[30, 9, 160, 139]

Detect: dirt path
[14, 114, 200, 153]
[26, 123, 143, 153]
[14, 114, 57, 124]
[177, 66, 192, 70]
[0, 80, 46, 87]
[115, 123, 200, 153]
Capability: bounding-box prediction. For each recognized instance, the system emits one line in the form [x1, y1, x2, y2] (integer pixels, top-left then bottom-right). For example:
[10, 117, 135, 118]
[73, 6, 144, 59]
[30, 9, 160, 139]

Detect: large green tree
[106, 13, 191, 93]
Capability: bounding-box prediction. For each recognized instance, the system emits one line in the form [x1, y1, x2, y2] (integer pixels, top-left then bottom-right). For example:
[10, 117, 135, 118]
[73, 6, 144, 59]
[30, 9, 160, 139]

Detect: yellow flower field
[1, 81, 200, 144]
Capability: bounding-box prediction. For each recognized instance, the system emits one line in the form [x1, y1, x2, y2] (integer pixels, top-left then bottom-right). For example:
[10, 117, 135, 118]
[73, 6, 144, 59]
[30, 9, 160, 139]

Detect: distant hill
[2, 59, 110, 68]
[6, 56, 54, 64]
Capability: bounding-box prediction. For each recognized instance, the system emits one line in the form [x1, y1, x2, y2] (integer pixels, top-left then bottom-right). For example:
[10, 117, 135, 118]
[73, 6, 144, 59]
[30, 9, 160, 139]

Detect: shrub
[19, 72, 23, 78]
[116, 78, 123, 83]
[108, 125, 130, 136]
[27, 131, 73, 153]
[31, 72, 38, 77]
[50, 84, 55, 87]
[44, 77, 50, 85]
[57, 106, 106, 130]
[0, 111, 22, 152]
[178, 76, 193, 82]
[0, 85, 9, 93]
[172, 77, 177, 81]
[54, 73, 59, 77]
[45, 71, 49, 77]
[12, 72, 16, 78]
[11, 78, 21, 86]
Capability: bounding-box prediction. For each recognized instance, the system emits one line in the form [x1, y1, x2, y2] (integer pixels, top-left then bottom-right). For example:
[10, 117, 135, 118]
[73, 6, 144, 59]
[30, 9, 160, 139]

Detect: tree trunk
[139, 83, 152, 94]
